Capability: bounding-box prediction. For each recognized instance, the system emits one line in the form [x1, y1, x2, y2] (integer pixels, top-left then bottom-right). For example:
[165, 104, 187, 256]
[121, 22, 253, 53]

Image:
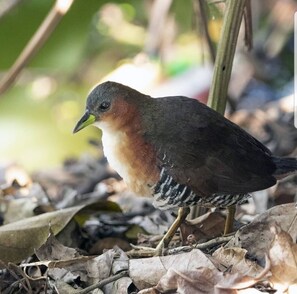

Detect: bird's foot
[127, 207, 190, 258]
[128, 241, 165, 258]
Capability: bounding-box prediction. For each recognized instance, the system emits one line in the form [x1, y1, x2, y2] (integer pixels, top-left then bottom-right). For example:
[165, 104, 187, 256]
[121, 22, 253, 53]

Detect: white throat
[93, 122, 131, 184]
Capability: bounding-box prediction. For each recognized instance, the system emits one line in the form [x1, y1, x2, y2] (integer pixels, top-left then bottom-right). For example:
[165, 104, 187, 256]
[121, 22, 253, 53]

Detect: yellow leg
[158, 207, 190, 250]
[224, 205, 236, 235]
[130, 207, 190, 257]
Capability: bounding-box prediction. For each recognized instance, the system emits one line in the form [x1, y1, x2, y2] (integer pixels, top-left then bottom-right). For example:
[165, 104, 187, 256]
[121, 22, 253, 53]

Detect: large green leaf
[0, 201, 121, 263]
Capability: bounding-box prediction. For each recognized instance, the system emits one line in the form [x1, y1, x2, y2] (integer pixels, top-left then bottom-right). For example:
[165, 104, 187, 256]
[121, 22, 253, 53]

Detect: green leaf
[0, 200, 121, 263]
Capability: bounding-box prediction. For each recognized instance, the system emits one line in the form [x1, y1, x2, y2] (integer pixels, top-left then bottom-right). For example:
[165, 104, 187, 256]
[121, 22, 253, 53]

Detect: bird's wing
[144, 97, 276, 196]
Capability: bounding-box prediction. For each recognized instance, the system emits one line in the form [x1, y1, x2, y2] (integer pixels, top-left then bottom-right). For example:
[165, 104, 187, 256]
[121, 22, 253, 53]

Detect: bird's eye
[99, 101, 110, 111]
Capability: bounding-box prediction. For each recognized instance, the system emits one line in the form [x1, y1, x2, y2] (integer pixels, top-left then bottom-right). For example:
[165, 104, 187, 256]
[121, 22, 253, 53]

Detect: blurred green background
[0, 0, 208, 170]
[0, 0, 148, 170]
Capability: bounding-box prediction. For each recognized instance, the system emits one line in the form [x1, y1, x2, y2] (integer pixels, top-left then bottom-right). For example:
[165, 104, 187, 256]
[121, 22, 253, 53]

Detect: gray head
[73, 81, 144, 133]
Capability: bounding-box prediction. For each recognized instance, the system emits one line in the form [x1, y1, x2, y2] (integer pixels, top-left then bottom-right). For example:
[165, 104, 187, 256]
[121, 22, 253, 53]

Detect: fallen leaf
[105, 276, 134, 294]
[3, 184, 49, 224]
[0, 205, 84, 264]
[53, 280, 83, 294]
[156, 267, 222, 294]
[35, 232, 81, 261]
[180, 211, 232, 243]
[213, 247, 264, 277]
[21, 249, 116, 286]
[129, 249, 216, 289]
[90, 237, 131, 255]
[139, 267, 264, 294]
[268, 226, 297, 289]
[0, 201, 121, 263]
[226, 203, 297, 266]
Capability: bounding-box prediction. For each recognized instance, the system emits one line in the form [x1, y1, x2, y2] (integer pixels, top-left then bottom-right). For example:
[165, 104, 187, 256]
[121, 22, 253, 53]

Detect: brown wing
[142, 96, 277, 197]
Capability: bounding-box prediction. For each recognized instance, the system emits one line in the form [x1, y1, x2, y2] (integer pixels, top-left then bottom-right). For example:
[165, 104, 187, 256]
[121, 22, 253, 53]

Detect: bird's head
[73, 81, 142, 133]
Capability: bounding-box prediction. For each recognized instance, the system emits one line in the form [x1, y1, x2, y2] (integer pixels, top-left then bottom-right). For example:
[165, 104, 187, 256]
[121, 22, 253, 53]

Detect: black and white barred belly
[152, 168, 250, 210]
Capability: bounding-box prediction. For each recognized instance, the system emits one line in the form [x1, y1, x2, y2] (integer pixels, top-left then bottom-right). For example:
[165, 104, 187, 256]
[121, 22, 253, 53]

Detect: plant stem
[191, 0, 248, 220]
[207, 0, 247, 114]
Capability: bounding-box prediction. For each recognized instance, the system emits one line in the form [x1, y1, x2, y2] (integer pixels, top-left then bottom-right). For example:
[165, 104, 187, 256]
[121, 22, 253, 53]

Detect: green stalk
[207, 0, 247, 114]
[190, 0, 248, 220]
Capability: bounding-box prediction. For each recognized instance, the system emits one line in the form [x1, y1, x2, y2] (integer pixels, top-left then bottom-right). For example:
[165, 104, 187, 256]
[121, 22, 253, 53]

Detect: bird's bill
[73, 112, 96, 133]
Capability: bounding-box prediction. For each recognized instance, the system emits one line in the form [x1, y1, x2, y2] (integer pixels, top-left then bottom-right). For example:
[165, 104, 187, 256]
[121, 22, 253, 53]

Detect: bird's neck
[95, 116, 159, 196]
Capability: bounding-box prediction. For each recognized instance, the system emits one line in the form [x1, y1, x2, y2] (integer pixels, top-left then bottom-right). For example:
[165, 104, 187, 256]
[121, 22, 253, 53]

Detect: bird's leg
[129, 207, 190, 257]
[224, 205, 236, 235]
[157, 207, 190, 250]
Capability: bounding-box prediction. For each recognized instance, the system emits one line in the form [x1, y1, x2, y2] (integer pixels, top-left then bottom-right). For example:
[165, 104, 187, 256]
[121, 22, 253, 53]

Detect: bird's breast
[100, 125, 159, 196]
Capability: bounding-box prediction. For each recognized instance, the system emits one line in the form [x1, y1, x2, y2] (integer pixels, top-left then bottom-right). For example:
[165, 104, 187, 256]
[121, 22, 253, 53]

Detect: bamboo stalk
[207, 0, 247, 114]
[190, 0, 248, 220]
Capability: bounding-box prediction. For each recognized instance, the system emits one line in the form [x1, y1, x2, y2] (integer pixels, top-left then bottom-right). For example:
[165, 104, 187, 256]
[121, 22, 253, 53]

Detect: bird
[73, 81, 297, 255]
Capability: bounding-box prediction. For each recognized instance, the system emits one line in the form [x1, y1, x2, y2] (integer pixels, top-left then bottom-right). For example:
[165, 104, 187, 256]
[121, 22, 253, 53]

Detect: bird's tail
[272, 156, 297, 179]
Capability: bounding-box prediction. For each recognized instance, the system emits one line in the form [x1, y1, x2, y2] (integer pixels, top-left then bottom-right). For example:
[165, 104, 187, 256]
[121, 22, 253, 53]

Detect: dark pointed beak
[73, 111, 96, 133]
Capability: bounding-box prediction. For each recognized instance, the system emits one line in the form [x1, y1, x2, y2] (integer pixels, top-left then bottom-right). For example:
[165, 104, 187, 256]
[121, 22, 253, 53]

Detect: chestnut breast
[94, 98, 159, 196]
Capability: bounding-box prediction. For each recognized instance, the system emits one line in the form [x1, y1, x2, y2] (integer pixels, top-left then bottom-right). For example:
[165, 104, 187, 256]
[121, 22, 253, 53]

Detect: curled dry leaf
[226, 203, 297, 266]
[213, 247, 264, 277]
[21, 248, 118, 287]
[268, 226, 297, 290]
[180, 211, 228, 243]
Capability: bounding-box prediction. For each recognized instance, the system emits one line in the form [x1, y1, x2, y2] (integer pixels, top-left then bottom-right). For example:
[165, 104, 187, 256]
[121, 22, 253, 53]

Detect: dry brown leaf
[53, 280, 83, 293]
[180, 211, 227, 243]
[129, 249, 216, 290]
[216, 273, 262, 291]
[213, 247, 264, 277]
[156, 267, 222, 294]
[139, 267, 264, 294]
[90, 237, 131, 255]
[3, 183, 48, 224]
[35, 232, 81, 261]
[21, 248, 117, 286]
[106, 276, 134, 294]
[268, 226, 297, 289]
[226, 203, 297, 266]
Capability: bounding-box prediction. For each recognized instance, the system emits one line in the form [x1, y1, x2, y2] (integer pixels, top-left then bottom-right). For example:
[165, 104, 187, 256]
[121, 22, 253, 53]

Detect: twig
[194, 235, 232, 249]
[191, 0, 249, 219]
[8, 263, 32, 293]
[128, 234, 234, 257]
[194, 0, 216, 63]
[166, 235, 233, 255]
[243, 0, 253, 50]
[0, 0, 74, 95]
[207, 0, 247, 114]
[76, 271, 128, 294]
[144, 0, 173, 56]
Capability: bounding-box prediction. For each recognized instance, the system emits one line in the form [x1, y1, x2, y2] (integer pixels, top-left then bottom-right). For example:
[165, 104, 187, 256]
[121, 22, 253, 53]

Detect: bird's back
[140, 96, 277, 199]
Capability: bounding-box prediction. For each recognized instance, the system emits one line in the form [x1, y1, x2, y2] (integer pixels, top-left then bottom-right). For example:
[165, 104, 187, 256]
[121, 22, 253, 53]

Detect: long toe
[128, 242, 165, 257]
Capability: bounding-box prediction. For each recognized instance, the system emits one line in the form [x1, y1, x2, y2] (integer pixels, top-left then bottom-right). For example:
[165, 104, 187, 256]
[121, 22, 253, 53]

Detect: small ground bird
[74, 81, 297, 255]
